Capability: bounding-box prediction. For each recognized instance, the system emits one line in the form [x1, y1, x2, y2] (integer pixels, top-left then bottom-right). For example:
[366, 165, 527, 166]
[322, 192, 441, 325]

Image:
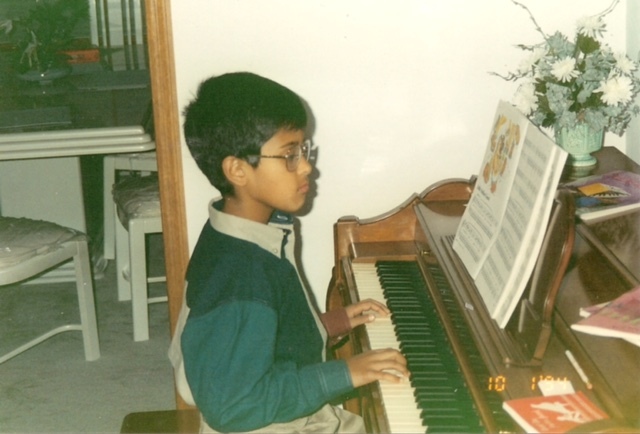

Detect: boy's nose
[298, 155, 313, 175]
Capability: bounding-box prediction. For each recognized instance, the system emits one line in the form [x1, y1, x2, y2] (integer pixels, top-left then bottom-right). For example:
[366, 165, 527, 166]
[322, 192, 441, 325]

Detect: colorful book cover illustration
[565, 170, 640, 222]
[502, 391, 608, 433]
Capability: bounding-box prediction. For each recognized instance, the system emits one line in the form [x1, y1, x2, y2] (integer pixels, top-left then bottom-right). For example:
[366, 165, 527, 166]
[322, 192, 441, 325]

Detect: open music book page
[453, 101, 526, 278]
[453, 100, 567, 327]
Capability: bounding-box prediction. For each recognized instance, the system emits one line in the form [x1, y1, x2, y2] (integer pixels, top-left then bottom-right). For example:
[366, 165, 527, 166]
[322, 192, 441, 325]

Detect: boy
[169, 72, 407, 433]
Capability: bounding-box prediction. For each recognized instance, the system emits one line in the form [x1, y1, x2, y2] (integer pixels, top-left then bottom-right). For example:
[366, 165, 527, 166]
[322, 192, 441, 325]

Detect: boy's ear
[221, 156, 249, 187]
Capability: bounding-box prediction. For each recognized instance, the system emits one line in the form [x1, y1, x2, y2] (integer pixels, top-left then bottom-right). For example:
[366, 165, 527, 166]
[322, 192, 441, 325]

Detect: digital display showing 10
[487, 375, 569, 392]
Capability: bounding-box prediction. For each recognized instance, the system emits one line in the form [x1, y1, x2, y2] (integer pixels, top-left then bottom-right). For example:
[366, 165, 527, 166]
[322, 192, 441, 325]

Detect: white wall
[627, 0, 640, 163]
[170, 0, 629, 307]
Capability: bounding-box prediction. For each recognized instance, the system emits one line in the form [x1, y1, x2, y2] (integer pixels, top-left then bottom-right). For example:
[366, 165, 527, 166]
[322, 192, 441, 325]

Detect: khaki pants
[200, 404, 365, 433]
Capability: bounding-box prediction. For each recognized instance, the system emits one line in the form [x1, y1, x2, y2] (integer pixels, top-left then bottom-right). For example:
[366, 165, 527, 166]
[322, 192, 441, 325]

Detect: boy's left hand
[345, 298, 390, 329]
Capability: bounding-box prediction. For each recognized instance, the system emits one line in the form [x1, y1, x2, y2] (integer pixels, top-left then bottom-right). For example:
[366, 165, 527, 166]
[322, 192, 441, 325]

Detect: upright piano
[326, 147, 640, 433]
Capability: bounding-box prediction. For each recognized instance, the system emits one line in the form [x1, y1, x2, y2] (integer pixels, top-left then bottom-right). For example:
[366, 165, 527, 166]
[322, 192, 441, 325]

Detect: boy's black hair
[183, 72, 307, 196]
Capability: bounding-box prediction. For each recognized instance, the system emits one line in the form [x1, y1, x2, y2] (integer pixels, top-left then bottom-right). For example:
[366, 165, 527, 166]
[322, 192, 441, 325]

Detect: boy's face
[241, 128, 312, 222]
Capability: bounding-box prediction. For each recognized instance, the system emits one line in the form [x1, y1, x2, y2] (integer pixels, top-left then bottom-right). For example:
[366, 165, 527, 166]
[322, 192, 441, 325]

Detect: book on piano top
[563, 170, 640, 223]
[452, 100, 567, 327]
[502, 391, 609, 433]
[571, 285, 640, 347]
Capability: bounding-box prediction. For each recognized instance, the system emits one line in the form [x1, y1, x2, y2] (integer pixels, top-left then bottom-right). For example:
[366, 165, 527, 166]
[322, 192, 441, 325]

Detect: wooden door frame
[145, 0, 191, 408]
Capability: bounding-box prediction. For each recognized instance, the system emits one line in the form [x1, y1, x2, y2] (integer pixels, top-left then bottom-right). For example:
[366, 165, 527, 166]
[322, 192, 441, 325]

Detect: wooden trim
[144, 0, 192, 409]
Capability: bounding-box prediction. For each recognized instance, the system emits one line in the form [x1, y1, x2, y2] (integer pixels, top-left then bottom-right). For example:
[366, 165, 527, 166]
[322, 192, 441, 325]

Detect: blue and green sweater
[180, 201, 354, 432]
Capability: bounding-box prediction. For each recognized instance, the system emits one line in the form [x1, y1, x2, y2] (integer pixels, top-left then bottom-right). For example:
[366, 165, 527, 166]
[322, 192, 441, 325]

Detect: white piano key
[352, 262, 427, 433]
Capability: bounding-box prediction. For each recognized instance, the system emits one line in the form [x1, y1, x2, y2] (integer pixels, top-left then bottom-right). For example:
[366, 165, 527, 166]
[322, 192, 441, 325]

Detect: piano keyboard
[352, 262, 426, 433]
[353, 261, 489, 433]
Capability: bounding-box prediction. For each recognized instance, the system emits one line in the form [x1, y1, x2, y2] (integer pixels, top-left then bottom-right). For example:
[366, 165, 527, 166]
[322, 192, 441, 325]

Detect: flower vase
[554, 124, 604, 167]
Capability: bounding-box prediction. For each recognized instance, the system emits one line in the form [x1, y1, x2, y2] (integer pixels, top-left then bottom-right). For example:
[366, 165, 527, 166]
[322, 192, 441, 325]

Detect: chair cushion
[113, 174, 161, 227]
[0, 217, 83, 268]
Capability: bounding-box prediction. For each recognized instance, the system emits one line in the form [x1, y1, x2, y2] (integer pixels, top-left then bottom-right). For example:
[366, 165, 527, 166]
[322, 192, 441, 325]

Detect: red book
[502, 391, 608, 433]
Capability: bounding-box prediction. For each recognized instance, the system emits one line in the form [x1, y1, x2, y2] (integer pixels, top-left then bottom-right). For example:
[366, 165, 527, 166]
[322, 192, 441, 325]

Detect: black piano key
[373, 260, 506, 433]
[424, 263, 515, 431]
[396, 334, 439, 344]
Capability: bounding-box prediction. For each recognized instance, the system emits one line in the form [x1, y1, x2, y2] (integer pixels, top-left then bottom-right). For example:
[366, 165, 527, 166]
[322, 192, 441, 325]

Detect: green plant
[1, 0, 89, 73]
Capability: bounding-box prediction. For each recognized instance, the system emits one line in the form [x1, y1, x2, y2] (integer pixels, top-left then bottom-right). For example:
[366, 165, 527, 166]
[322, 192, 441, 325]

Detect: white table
[0, 71, 154, 282]
[0, 126, 153, 159]
[0, 125, 154, 227]
[0, 127, 154, 282]
[0, 70, 155, 282]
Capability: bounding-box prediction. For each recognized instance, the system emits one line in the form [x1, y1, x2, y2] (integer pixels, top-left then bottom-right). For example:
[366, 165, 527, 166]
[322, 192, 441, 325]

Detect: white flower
[576, 15, 605, 39]
[496, 0, 640, 136]
[517, 47, 547, 75]
[595, 75, 634, 106]
[551, 57, 579, 82]
[613, 52, 637, 75]
[513, 82, 539, 115]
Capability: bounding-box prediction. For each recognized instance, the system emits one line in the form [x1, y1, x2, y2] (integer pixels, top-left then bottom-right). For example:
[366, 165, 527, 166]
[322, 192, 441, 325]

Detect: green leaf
[576, 33, 600, 55]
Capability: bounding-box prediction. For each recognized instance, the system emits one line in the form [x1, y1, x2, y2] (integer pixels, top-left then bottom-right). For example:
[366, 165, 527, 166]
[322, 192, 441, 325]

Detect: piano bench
[120, 409, 200, 433]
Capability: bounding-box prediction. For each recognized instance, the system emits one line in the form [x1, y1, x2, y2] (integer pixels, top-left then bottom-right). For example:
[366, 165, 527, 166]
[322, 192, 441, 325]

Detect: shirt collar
[208, 199, 294, 258]
[207, 199, 327, 355]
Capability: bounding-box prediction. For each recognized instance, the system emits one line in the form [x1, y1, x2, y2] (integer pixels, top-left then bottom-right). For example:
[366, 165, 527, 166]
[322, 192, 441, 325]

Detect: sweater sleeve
[320, 308, 352, 338]
[181, 300, 354, 432]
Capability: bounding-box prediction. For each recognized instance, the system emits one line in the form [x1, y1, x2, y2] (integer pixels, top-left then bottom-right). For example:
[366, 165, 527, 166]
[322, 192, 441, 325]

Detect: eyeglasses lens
[286, 140, 311, 171]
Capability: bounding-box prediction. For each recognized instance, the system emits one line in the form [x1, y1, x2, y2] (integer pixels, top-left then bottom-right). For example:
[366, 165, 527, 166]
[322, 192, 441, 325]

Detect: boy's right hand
[346, 348, 409, 388]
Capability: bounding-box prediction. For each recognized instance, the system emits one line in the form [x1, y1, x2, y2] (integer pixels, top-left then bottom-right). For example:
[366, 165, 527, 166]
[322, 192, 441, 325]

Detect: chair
[0, 217, 100, 364]
[113, 173, 166, 341]
[103, 151, 158, 263]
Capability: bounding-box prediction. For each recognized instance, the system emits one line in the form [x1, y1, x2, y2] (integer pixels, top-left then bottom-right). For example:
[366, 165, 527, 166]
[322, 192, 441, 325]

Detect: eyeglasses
[247, 140, 312, 172]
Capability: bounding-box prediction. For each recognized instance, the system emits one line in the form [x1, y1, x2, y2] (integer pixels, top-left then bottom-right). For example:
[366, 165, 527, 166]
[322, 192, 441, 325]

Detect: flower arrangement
[495, 0, 640, 136]
[0, 0, 88, 73]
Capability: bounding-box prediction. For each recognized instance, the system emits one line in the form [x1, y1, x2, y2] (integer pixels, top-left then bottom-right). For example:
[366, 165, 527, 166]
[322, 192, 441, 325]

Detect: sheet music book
[572, 286, 640, 347]
[453, 100, 567, 327]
